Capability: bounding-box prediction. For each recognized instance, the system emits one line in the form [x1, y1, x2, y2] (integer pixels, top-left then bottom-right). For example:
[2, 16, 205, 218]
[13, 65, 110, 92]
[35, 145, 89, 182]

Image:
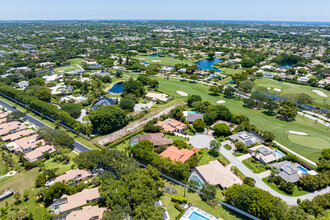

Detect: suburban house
[66, 86, 74, 93]
[271, 161, 301, 183]
[24, 145, 56, 162]
[138, 133, 173, 146]
[51, 187, 101, 214]
[145, 92, 169, 102]
[2, 129, 34, 142]
[159, 145, 197, 163]
[90, 97, 117, 111]
[65, 205, 107, 220]
[0, 112, 8, 119]
[186, 113, 203, 123]
[42, 74, 60, 83]
[154, 119, 187, 133]
[0, 121, 26, 136]
[48, 169, 93, 186]
[6, 134, 45, 153]
[161, 66, 174, 73]
[262, 72, 275, 78]
[189, 160, 242, 189]
[297, 77, 309, 83]
[16, 81, 29, 89]
[229, 131, 264, 146]
[97, 72, 111, 77]
[248, 145, 278, 164]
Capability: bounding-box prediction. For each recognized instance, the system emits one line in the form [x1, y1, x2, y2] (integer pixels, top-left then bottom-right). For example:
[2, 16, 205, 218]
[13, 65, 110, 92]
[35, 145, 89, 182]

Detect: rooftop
[159, 145, 196, 163]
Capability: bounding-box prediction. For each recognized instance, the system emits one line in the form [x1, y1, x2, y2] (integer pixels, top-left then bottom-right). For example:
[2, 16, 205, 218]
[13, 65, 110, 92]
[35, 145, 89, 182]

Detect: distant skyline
[0, 0, 329, 22]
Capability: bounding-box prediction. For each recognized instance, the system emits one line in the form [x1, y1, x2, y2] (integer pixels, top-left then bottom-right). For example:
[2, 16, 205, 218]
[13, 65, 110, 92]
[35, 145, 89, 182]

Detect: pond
[195, 58, 221, 72]
[147, 52, 159, 57]
[280, 64, 292, 69]
[108, 82, 124, 94]
[37, 70, 53, 76]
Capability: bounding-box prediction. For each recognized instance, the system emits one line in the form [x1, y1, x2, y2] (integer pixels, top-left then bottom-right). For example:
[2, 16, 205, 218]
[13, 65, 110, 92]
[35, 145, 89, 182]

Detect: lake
[108, 82, 124, 94]
[195, 58, 221, 72]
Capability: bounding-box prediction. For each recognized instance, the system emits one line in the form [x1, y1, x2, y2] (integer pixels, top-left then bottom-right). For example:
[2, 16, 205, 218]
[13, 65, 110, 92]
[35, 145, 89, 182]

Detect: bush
[119, 97, 135, 111]
[174, 202, 185, 212]
[171, 195, 187, 204]
[61, 103, 82, 119]
[213, 123, 231, 136]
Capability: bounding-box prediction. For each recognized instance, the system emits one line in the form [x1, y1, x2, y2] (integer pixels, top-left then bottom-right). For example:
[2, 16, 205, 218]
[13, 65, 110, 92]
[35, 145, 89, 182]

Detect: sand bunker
[312, 90, 328, 97]
[289, 131, 308, 135]
[136, 58, 145, 60]
[273, 88, 281, 92]
[267, 87, 271, 90]
[152, 60, 161, 62]
[177, 91, 188, 96]
[216, 100, 226, 104]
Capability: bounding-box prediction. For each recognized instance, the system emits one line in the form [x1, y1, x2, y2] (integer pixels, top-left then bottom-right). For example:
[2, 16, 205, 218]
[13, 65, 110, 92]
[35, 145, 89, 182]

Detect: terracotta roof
[0, 122, 26, 136]
[66, 205, 107, 220]
[24, 145, 56, 162]
[160, 145, 195, 163]
[2, 129, 34, 141]
[12, 134, 44, 151]
[54, 169, 93, 184]
[139, 133, 173, 146]
[155, 119, 187, 132]
[0, 112, 8, 119]
[195, 160, 242, 188]
[59, 188, 101, 213]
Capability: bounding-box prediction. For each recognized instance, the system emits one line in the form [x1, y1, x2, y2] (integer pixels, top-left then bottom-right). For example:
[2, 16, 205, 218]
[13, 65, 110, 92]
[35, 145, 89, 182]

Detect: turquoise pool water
[297, 166, 309, 175]
[189, 175, 203, 188]
[164, 119, 173, 123]
[131, 141, 138, 146]
[189, 212, 210, 220]
[188, 111, 199, 114]
[274, 150, 285, 158]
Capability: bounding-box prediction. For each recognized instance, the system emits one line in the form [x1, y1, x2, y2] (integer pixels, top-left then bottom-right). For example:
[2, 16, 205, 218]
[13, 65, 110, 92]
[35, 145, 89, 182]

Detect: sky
[0, 0, 329, 22]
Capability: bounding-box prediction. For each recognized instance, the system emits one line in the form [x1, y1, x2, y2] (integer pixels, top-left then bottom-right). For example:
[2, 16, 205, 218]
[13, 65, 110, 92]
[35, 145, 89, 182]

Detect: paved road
[0, 98, 90, 152]
[298, 111, 329, 128]
[219, 142, 330, 205]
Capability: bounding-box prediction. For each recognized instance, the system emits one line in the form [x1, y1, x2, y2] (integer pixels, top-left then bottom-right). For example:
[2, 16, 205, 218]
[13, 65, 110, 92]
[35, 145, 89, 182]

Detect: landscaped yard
[160, 181, 244, 220]
[123, 72, 330, 162]
[262, 177, 309, 197]
[198, 149, 230, 167]
[133, 55, 195, 66]
[242, 158, 267, 174]
[53, 58, 84, 73]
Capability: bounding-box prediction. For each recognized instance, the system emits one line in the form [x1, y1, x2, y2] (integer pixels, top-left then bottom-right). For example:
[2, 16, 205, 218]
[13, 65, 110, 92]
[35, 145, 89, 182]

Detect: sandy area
[152, 60, 161, 62]
[273, 88, 281, 92]
[267, 87, 271, 90]
[289, 131, 308, 135]
[216, 100, 226, 104]
[312, 90, 328, 97]
[177, 91, 188, 96]
[136, 58, 145, 60]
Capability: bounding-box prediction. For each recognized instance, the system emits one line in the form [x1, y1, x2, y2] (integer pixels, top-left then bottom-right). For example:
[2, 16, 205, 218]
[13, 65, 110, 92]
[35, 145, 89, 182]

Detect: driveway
[219, 146, 330, 205]
[189, 134, 215, 149]
[0, 98, 90, 152]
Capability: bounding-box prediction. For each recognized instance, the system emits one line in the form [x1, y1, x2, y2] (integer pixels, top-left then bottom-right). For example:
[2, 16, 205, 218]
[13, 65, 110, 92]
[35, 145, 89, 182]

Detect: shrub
[171, 195, 187, 204]
[174, 202, 185, 212]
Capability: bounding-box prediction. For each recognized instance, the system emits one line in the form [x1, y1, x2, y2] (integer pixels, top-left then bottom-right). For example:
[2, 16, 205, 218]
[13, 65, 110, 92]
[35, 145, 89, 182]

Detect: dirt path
[97, 101, 185, 146]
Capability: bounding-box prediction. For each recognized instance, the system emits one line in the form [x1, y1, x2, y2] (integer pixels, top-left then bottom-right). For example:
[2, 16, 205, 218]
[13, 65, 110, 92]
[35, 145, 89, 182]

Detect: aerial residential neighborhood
[0, 1, 329, 220]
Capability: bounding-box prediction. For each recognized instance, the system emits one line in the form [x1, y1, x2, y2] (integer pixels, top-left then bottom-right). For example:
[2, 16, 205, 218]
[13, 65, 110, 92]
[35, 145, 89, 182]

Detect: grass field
[133, 55, 195, 66]
[262, 177, 309, 197]
[198, 150, 230, 167]
[53, 58, 84, 73]
[254, 78, 330, 109]
[160, 181, 245, 220]
[124, 72, 330, 162]
[242, 158, 267, 174]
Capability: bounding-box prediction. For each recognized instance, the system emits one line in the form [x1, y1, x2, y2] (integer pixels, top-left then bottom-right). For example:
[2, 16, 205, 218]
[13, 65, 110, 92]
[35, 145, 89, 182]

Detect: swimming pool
[189, 175, 203, 188]
[297, 166, 309, 175]
[187, 111, 199, 114]
[130, 141, 138, 146]
[164, 119, 173, 123]
[189, 212, 210, 220]
[274, 150, 285, 158]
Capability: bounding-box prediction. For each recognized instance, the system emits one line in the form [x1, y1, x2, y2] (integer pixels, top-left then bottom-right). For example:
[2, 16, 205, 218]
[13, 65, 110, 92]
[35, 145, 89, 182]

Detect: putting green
[288, 135, 330, 150]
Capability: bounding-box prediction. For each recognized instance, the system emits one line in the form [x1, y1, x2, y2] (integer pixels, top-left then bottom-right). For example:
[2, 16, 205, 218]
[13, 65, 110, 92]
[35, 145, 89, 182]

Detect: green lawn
[133, 55, 195, 66]
[218, 68, 243, 75]
[242, 158, 267, 174]
[123, 72, 330, 162]
[262, 177, 309, 197]
[160, 181, 245, 220]
[254, 78, 330, 109]
[198, 149, 230, 167]
[53, 58, 84, 73]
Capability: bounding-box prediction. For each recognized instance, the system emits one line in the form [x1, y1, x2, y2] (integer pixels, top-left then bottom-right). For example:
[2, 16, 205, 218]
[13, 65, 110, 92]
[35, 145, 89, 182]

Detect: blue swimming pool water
[189, 176, 203, 188]
[131, 141, 138, 146]
[274, 150, 285, 158]
[297, 166, 309, 175]
[108, 82, 124, 94]
[188, 111, 199, 114]
[189, 212, 210, 220]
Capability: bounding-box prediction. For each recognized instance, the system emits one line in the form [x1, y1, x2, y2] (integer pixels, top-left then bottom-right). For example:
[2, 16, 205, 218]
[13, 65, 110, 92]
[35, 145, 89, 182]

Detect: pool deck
[180, 206, 218, 220]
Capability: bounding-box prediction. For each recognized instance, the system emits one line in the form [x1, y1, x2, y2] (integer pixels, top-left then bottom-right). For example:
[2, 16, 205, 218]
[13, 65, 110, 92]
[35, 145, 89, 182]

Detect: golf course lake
[195, 58, 221, 71]
[108, 81, 124, 94]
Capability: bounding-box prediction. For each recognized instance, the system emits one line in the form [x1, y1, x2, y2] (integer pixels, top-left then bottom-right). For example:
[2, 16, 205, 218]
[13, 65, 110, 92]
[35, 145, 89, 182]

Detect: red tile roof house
[6, 134, 45, 153]
[0, 112, 9, 119]
[24, 145, 56, 162]
[51, 187, 102, 215]
[47, 169, 93, 186]
[139, 133, 173, 146]
[66, 205, 107, 220]
[0, 121, 26, 136]
[159, 145, 197, 163]
[154, 119, 187, 133]
[2, 129, 34, 142]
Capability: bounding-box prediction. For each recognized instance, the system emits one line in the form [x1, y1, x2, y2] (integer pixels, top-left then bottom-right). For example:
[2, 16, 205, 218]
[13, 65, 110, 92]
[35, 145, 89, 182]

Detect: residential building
[7, 134, 45, 153]
[51, 187, 101, 214]
[51, 169, 93, 186]
[138, 133, 173, 146]
[0, 121, 26, 136]
[90, 97, 117, 111]
[66, 86, 74, 93]
[16, 81, 29, 89]
[229, 131, 264, 146]
[186, 113, 203, 123]
[248, 145, 278, 164]
[159, 145, 197, 163]
[154, 119, 187, 133]
[189, 160, 242, 189]
[262, 72, 275, 78]
[65, 205, 107, 220]
[24, 145, 56, 162]
[2, 129, 34, 142]
[271, 161, 301, 183]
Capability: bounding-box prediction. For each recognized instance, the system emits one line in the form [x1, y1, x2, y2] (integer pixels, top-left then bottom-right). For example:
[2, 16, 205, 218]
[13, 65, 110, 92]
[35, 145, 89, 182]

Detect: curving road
[0, 98, 90, 152]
